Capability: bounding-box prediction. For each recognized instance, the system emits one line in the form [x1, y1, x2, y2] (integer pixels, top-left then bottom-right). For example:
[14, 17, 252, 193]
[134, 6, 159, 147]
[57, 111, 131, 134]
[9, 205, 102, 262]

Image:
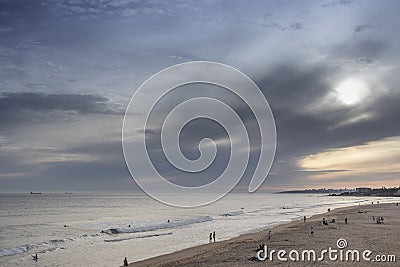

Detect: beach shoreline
[127, 202, 399, 266]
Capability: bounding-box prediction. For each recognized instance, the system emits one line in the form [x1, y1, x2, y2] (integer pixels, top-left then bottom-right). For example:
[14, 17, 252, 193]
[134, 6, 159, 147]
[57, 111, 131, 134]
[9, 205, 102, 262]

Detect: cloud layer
[1, 0, 400, 192]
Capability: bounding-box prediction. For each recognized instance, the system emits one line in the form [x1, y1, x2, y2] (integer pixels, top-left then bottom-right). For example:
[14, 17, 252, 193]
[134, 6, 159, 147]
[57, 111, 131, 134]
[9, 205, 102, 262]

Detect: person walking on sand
[345, 218, 348, 224]
[213, 231, 216, 242]
[124, 257, 128, 266]
[310, 227, 314, 236]
[209, 232, 213, 243]
[267, 230, 272, 241]
[304, 216, 306, 222]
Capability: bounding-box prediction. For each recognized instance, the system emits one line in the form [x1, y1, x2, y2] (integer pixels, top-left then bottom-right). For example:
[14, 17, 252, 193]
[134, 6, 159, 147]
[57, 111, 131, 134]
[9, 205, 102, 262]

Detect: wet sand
[128, 203, 400, 266]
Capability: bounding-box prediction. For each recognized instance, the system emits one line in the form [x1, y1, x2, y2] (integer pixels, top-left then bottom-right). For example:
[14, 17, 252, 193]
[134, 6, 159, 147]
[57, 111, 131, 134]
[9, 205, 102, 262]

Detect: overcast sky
[1, 0, 400, 192]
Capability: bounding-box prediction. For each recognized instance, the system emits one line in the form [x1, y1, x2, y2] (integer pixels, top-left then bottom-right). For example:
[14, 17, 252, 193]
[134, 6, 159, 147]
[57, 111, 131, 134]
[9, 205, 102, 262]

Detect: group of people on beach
[311, 213, 349, 236]
[373, 216, 385, 224]
[320, 216, 348, 226]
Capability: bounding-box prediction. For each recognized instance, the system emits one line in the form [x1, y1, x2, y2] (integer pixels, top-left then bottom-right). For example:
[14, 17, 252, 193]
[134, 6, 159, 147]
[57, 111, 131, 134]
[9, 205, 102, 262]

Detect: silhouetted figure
[310, 227, 314, 236]
[128, 225, 131, 228]
[303, 216, 306, 222]
[167, 219, 170, 223]
[32, 254, 38, 261]
[209, 232, 213, 243]
[267, 230, 272, 241]
[345, 218, 348, 224]
[327, 208, 331, 212]
[330, 219, 335, 223]
[124, 257, 128, 266]
[397, 203, 399, 206]
[212, 231, 216, 242]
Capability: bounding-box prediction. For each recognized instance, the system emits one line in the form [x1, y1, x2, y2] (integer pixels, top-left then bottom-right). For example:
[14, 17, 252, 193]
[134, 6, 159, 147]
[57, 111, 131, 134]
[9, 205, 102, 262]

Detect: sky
[0, 0, 400, 193]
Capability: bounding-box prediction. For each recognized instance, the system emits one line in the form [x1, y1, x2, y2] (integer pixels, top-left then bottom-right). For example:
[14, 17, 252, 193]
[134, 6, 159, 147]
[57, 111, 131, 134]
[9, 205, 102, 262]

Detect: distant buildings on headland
[337, 187, 400, 197]
[355, 187, 371, 193]
[279, 187, 400, 197]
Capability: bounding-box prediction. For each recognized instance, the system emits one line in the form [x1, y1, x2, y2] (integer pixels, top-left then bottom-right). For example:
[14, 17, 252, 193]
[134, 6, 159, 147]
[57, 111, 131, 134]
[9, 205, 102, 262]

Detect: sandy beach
[128, 202, 399, 266]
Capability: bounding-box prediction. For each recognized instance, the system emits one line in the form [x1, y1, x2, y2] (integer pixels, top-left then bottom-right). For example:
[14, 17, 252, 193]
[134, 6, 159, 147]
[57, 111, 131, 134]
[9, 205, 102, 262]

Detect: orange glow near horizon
[298, 136, 400, 188]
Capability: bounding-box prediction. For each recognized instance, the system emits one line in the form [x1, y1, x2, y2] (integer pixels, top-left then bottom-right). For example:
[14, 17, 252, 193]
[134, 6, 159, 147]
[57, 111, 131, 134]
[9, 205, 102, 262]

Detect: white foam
[221, 210, 244, 217]
[109, 216, 213, 234]
[0, 245, 30, 257]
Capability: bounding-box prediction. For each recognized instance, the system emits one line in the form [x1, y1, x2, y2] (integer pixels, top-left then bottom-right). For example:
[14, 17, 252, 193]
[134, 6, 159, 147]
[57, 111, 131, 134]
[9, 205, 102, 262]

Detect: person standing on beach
[303, 216, 306, 222]
[209, 232, 213, 243]
[124, 257, 128, 266]
[213, 231, 216, 242]
[310, 227, 314, 236]
[267, 231, 272, 241]
[345, 218, 348, 224]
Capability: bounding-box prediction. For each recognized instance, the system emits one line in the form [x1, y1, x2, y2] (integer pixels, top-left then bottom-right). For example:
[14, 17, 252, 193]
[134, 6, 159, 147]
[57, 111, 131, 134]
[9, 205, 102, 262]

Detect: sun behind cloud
[335, 78, 369, 105]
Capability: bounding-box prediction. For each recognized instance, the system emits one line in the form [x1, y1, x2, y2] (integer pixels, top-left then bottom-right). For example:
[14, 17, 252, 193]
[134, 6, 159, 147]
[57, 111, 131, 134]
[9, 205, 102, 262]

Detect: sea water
[0, 192, 396, 266]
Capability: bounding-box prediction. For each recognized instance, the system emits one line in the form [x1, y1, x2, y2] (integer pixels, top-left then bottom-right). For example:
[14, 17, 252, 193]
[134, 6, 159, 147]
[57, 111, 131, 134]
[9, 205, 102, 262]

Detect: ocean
[0, 192, 396, 266]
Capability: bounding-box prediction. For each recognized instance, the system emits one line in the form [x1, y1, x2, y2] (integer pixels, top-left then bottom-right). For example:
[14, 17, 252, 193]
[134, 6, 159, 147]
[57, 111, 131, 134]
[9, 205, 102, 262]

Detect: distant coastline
[278, 187, 400, 197]
[277, 188, 351, 194]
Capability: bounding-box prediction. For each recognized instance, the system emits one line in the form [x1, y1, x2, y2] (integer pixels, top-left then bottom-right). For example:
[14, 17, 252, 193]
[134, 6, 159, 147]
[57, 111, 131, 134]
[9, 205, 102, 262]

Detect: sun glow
[335, 79, 369, 105]
[299, 136, 400, 179]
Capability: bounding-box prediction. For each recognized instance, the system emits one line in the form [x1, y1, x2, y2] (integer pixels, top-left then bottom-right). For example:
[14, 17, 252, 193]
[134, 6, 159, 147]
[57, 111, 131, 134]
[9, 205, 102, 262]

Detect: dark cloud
[354, 24, 371, 33]
[321, 0, 354, 8]
[0, 92, 123, 129]
[356, 57, 374, 65]
[290, 22, 302, 30]
[260, 21, 303, 32]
